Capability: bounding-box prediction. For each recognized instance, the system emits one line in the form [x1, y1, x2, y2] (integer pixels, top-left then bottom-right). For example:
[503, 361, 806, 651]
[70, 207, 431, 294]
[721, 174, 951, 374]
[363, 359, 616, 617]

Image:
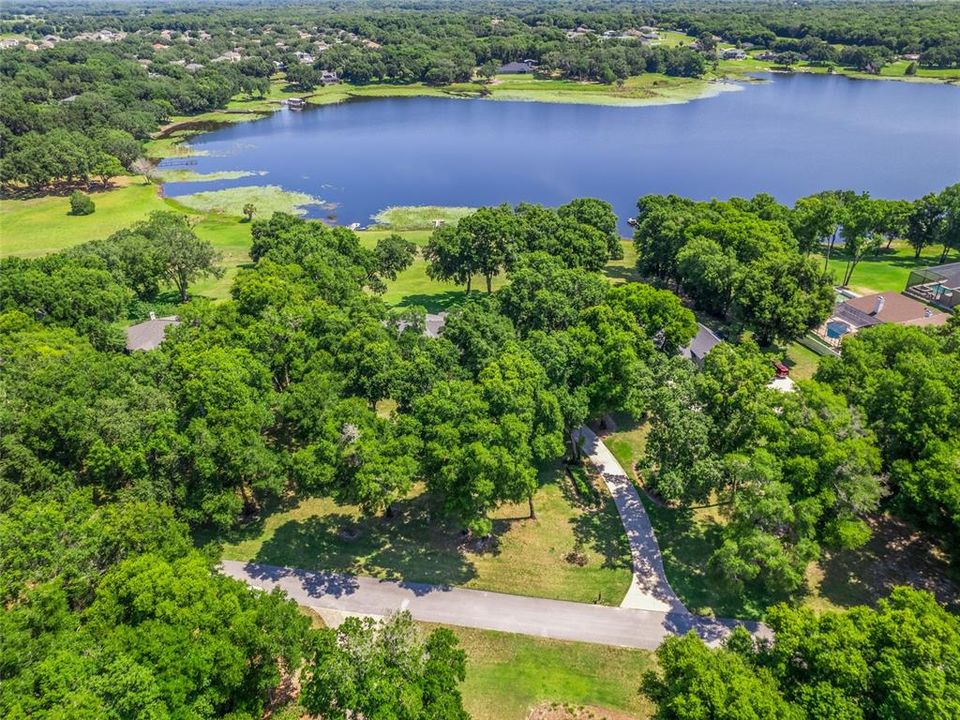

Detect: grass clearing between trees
[448, 625, 655, 720]
[219, 467, 632, 606]
[782, 342, 822, 380]
[1, 179, 171, 256]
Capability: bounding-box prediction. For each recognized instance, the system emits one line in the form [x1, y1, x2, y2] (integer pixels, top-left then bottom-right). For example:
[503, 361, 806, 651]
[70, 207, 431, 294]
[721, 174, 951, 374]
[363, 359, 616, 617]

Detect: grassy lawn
[273, 623, 655, 720]
[0, 178, 255, 302]
[717, 55, 960, 84]
[604, 415, 650, 484]
[653, 31, 694, 49]
[452, 625, 654, 720]
[382, 258, 505, 312]
[0, 179, 171, 257]
[823, 239, 954, 295]
[844, 60, 960, 82]
[225, 80, 313, 112]
[356, 228, 509, 312]
[782, 342, 822, 380]
[606, 239, 643, 285]
[219, 468, 632, 606]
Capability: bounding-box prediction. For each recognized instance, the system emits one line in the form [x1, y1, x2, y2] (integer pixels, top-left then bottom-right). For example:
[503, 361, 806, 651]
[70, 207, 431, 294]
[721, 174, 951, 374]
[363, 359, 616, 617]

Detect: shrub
[70, 191, 96, 216]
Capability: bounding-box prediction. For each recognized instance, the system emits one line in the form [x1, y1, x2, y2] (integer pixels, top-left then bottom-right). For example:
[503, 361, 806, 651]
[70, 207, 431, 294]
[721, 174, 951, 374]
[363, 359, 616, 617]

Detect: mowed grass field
[823, 239, 953, 295]
[451, 625, 654, 720]
[0, 179, 171, 256]
[219, 469, 633, 606]
[0, 178, 261, 301]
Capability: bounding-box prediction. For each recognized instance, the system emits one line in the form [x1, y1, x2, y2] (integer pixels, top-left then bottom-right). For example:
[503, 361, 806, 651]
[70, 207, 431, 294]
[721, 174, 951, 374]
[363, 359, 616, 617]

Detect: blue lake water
[163, 73, 960, 230]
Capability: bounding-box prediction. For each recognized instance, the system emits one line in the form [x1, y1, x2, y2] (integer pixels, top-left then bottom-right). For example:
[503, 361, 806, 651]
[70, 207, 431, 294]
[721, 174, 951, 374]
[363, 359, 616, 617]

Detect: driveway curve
[573, 426, 685, 613]
[221, 426, 768, 649]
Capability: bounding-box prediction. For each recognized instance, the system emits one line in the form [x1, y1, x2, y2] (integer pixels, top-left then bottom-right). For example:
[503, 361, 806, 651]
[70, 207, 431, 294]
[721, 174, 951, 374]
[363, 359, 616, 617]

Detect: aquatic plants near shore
[153, 169, 266, 183]
[372, 205, 477, 230]
[172, 185, 329, 217]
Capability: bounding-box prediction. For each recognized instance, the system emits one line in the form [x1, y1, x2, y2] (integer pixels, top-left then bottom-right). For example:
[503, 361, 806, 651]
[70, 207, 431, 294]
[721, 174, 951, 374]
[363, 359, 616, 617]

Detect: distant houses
[498, 60, 537, 74]
[212, 50, 243, 63]
[565, 25, 660, 42]
[721, 48, 748, 60]
[393, 312, 447, 339]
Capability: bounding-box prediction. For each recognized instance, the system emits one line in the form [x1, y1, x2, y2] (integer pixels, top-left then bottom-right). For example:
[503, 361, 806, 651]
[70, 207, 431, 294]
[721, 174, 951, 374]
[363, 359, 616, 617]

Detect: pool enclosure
[905, 262, 960, 311]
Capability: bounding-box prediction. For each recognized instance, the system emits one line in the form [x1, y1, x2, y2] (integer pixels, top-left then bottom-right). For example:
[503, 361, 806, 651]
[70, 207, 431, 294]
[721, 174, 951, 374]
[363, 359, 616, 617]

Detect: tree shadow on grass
[193, 492, 304, 550]
[603, 264, 644, 285]
[643, 502, 750, 618]
[817, 514, 960, 612]
[561, 468, 632, 572]
[252, 494, 478, 588]
[392, 290, 468, 313]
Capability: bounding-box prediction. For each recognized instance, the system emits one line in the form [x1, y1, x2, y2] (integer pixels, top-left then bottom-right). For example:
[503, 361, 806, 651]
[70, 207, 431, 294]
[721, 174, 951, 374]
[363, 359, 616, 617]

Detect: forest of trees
[644, 587, 960, 720]
[2, 180, 958, 711]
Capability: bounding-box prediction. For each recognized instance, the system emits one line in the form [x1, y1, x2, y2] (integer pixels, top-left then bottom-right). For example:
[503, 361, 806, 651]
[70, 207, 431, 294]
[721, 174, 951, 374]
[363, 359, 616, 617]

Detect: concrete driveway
[574, 426, 685, 613]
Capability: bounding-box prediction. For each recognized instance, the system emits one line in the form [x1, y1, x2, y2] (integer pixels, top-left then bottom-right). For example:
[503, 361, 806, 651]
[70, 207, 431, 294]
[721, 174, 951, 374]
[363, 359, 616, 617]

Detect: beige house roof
[842, 292, 946, 325]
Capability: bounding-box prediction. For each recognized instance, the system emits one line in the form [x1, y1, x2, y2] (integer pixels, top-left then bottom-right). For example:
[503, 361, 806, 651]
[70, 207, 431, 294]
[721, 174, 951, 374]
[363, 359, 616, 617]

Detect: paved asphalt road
[221, 559, 759, 649]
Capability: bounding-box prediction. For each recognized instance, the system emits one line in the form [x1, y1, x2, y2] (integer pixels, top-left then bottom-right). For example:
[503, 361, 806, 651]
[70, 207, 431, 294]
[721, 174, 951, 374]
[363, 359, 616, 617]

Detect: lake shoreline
[152, 72, 958, 233]
[147, 66, 958, 160]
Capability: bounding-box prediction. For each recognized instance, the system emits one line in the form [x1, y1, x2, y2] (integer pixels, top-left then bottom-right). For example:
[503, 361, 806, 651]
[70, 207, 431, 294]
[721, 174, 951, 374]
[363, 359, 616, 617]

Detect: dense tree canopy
[2, 163, 957, 714]
[817, 320, 960, 560]
[643, 587, 960, 720]
[633, 193, 835, 345]
[303, 611, 469, 720]
[644, 342, 884, 597]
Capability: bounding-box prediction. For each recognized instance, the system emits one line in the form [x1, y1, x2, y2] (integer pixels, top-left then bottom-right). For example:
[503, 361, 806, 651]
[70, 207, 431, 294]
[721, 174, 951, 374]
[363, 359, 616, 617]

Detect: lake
[163, 73, 960, 230]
